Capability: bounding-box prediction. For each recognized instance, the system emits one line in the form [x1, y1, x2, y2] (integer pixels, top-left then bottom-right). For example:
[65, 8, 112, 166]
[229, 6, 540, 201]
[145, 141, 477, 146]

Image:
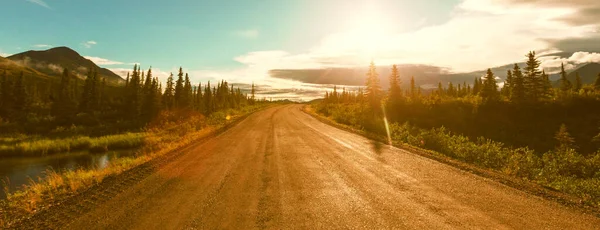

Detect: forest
[314, 51, 600, 207]
[0, 64, 263, 156]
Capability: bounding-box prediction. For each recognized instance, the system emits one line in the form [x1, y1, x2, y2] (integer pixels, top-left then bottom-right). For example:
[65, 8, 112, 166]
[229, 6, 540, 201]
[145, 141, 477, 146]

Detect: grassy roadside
[0, 103, 275, 227]
[303, 104, 600, 216]
[0, 132, 146, 157]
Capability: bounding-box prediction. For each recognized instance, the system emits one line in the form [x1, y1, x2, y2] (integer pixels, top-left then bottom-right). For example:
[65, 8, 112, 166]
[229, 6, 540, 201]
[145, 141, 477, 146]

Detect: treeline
[321, 51, 600, 155]
[0, 65, 260, 134]
[316, 51, 600, 207]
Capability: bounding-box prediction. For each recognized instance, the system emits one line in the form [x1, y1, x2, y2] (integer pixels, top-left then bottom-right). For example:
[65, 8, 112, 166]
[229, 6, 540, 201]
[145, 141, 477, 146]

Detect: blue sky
[2, 0, 600, 100]
[0, 0, 456, 70]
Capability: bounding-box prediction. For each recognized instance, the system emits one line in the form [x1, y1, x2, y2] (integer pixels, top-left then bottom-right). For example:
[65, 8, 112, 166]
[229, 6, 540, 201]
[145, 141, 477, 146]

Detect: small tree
[559, 63, 572, 93]
[510, 64, 526, 104]
[574, 72, 582, 92]
[555, 124, 575, 151]
[365, 61, 382, 111]
[480, 69, 499, 101]
[388, 65, 402, 103]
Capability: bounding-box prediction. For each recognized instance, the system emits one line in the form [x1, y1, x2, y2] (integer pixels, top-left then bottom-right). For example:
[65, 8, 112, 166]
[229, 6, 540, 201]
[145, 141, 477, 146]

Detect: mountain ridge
[7, 46, 123, 82]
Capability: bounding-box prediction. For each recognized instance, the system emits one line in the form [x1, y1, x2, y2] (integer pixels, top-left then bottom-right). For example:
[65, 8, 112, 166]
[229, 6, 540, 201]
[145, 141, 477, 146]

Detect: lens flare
[381, 103, 392, 145]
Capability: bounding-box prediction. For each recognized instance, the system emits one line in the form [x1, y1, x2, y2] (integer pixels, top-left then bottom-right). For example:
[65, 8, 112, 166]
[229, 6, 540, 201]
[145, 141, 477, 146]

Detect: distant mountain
[567, 63, 600, 84]
[270, 61, 600, 89]
[7, 47, 123, 82]
[269, 64, 520, 89]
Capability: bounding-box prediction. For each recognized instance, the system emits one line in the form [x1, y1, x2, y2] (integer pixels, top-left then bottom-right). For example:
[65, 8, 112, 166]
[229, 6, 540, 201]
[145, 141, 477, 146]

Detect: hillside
[7, 47, 123, 82]
[0, 56, 53, 80]
[567, 63, 600, 84]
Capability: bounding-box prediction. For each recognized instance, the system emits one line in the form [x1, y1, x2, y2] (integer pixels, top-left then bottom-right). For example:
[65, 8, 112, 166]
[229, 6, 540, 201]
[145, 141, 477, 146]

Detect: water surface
[0, 150, 136, 199]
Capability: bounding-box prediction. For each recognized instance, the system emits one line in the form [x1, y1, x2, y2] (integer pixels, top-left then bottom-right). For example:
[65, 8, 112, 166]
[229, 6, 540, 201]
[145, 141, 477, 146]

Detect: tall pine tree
[365, 61, 382, 110]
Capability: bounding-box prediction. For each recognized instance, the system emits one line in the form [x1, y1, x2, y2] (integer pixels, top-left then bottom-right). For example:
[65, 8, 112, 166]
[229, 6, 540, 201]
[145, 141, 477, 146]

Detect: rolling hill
[7, 47, 123, 82]
[0, 56, 53, 80]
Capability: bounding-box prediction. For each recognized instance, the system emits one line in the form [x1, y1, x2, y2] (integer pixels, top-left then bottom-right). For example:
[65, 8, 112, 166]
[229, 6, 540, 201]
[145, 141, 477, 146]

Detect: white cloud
[25, 0, 50, 9]
[83, 41, 97, 48]
[33, 44, 52, 48]
[0, 49, 10, 57]
[233, 29, 259, 39]
[84, 56, 124, 65]
[540, 51, 600, 71]
[227, 0, 596, 74]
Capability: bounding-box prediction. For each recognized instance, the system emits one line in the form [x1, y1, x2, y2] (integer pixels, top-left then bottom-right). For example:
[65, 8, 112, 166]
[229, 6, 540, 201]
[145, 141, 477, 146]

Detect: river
[0, 150, 136, 199]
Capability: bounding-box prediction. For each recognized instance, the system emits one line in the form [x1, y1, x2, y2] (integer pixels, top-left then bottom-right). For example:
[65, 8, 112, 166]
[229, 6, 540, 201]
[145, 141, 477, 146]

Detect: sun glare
[339, 4, 395, 59]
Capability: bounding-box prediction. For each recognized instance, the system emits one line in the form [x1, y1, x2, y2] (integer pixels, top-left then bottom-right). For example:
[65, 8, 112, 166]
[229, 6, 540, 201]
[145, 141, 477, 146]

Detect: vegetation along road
[20, 104, 600, 229]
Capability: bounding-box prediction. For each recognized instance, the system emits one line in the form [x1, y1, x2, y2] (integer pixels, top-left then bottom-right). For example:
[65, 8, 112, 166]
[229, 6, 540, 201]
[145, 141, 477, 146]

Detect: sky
[2, 0, 600, 100]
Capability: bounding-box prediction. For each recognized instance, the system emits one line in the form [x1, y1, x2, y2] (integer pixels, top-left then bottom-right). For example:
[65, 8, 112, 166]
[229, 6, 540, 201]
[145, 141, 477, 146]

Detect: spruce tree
[388, 65, 402, 107]
[472, 77, 481, 95]
[204, 81, 213, 114]
[13, 72, 28, 119]
[448, 82, 455, 97]
[503, 70, 513, 97]
[52, 68, 76, 123]
[480, 68, 499, 101]
[142, 68, 158, 121]
[555, 124, 575, 151]
[183, 73, 192, 108]
[541, 70, 552, 100]
[524, 51, 542, 102]
[163, 73, 175, 109]
[437, 82, 444, 96]
[174, 67, 185, 107]
[559, 63, 572, 93]
[574, 72, 582, 92]
[510, 64, 526, 104]
[365, 61, 382, 110]
[0, 72, 13, 118]
[410, 76, 416, 98]
[250, 82, 256, 104]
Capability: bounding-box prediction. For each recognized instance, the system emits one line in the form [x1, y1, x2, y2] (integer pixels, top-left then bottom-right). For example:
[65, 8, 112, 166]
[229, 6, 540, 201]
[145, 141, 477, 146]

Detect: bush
[314, 101, 600, 207]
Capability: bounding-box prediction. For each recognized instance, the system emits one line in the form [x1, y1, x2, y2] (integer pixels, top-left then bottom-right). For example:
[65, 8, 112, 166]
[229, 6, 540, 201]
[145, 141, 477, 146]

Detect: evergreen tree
[541, 70, 552, 100]
[410, 76, 416, 98]
[510, 64, 526, 104]
[52, 68, 76, 123]
[123, 65, 141, 118]
[524, 51, 542, 102]
[502, 70, 513, 97]
[559, 63, 572, 93]
[437, 82, 444, 96]
[472, 77, 481, 95]
[480, 68, 499, 101]
[365, 61, 382, 110]
[0, 71, 11, 117]
[142, 68, 159, 121]
[250, 82, 256, 104]
[204, 81, 214, 114]
[13, 72, 28, 119]
[555, 124, 575, 151]
[183, 73, 192, 108]
[448, 82, 455, 97]
[80, 67, 102, 113]
[174, 67, 184, 107]
[388, 65, 402, 106]
[574, 72, 582, 92]
[163, 73, 175, 109]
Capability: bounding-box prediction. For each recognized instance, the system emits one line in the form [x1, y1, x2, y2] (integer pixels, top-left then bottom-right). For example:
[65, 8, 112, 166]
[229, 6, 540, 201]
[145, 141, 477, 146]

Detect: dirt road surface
[19, 104, 600, 229]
